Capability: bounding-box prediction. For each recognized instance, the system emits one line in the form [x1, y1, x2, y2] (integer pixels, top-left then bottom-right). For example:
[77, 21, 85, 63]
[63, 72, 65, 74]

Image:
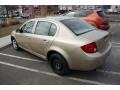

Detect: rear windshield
[60, 18, 95, 36]
[97, 11, 108, 18]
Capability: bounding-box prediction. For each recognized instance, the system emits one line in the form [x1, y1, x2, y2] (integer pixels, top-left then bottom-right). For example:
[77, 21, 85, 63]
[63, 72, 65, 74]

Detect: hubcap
[54, 60, 62, 70]
[12, 40, 17, 49]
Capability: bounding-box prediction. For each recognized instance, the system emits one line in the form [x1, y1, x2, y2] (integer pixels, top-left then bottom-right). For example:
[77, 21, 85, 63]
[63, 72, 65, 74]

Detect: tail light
[81, 42, 97, 53]
[101, 21, 107, 25]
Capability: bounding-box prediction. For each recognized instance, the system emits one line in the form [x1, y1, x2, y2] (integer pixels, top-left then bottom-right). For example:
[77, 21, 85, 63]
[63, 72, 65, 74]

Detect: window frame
[34, 20, 58, 37]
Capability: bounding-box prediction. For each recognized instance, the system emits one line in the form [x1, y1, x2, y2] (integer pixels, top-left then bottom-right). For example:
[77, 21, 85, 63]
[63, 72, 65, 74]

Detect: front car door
[15, 20, 36, 50]
[28, 20, 58, 57]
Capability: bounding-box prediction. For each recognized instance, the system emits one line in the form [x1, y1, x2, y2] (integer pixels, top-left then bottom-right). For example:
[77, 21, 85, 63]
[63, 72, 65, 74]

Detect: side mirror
[20, 29, 23, 33]
[16, 28, 23, 33]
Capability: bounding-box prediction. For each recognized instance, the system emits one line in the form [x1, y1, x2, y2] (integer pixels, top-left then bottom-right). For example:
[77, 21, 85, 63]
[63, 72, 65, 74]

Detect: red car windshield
[97, 11, 108, 18]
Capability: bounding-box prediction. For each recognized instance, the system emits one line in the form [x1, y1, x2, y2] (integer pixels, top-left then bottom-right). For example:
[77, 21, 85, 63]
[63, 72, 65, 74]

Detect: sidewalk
[0, 35, 11, 48]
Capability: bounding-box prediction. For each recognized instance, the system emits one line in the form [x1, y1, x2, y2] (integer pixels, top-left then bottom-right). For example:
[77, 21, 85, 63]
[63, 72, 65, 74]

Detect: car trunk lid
[76, 30, 110, 53]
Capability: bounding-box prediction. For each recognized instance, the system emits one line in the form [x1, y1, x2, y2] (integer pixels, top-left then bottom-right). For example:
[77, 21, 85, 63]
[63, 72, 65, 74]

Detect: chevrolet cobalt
[11, 16, 111, 75]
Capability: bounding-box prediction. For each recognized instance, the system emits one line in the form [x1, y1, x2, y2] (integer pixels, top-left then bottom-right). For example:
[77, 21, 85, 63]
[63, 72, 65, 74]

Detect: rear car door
[28, 20, 57, 56]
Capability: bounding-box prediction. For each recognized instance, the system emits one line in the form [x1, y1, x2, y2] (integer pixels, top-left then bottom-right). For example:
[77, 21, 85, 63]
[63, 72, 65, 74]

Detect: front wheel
[49, 53, 70, 76]
[12, 38, 20, 50]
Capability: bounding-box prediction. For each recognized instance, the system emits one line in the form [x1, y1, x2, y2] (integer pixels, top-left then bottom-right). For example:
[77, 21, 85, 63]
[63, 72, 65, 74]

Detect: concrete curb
[0, 35, 11, 49]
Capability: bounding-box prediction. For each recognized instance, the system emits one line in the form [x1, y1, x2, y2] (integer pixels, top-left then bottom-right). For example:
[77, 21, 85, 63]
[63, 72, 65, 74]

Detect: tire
[49, 53, 70, 76]
[12, 38, 20, 50]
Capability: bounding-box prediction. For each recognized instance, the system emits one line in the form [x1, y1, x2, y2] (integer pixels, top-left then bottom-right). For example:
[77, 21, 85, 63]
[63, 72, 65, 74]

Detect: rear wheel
[49, 53, 70, 75]
[12, 38, 20, 50]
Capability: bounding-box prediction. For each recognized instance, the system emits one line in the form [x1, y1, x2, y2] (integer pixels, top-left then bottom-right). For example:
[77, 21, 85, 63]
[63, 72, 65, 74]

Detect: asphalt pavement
[0, 22, 120, 85]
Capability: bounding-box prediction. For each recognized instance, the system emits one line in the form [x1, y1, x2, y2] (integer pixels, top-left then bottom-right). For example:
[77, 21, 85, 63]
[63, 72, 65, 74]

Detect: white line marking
[0, 60, 106, 85]
[97, 69, 120, 76]
[68, 77, 105, 85]
[0, 53, 43, 63]
[112, 42, 120, 45]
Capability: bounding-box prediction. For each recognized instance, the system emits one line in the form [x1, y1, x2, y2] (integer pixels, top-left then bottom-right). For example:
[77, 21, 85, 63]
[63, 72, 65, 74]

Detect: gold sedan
[11, 16, 112, 75]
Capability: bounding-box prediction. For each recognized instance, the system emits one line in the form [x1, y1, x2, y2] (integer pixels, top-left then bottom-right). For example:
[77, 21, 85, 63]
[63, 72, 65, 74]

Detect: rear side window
[34, 21, 57, 36]
[61, 18, 95, 36]
[35, 21, 51, 36]
[49, 24, 57, 36]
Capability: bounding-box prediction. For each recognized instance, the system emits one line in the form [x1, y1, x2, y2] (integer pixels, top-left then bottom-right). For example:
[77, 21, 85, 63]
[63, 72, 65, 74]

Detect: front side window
[35, 21, 51, 36]
[21, 21, 35, 33]
[97, 11, 108, 18]
[61, 18, 95, 36]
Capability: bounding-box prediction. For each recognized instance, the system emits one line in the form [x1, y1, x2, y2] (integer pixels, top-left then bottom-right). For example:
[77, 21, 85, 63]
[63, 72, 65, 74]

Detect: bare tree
[4, 5, 18, 18]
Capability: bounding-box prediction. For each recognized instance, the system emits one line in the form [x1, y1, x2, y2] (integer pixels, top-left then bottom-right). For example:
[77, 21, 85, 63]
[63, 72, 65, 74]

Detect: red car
[65, 10, 110, 30]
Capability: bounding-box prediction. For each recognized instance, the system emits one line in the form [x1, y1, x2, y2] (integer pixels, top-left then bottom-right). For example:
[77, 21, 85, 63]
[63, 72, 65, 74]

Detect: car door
[15, 20, 36, 50]
[28, 20, 57, 56]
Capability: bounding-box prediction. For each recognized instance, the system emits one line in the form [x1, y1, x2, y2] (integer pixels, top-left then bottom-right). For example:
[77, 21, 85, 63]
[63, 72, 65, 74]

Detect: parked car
[0, 15, 7, 18]
[20, 13, 29, 18]
[11, 16, 111, 75]
[0, 18, 5, 24]
[64, 10, 110, 30]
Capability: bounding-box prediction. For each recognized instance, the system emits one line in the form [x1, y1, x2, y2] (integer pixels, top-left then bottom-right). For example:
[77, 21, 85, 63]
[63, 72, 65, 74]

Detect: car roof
[31, 16, 78, 21]
[47, 16, 77, 21]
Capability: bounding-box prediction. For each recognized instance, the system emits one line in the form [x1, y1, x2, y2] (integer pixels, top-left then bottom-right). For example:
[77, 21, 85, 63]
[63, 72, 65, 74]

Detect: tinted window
[21, 21, 35, 33]
[35, 21, 51, 36]
[97, 11, 108, 18]
[49, 24, 57, 36]
[61, 18, 95, 36]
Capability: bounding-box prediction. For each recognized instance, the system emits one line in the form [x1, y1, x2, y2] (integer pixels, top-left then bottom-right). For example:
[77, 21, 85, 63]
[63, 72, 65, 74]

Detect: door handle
[43, 39, 47, 41]
[43, 40, 48, 43]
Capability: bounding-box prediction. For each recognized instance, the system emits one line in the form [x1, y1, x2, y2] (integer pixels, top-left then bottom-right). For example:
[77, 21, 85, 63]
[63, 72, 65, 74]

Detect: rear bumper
[68, 42, 112, 70]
